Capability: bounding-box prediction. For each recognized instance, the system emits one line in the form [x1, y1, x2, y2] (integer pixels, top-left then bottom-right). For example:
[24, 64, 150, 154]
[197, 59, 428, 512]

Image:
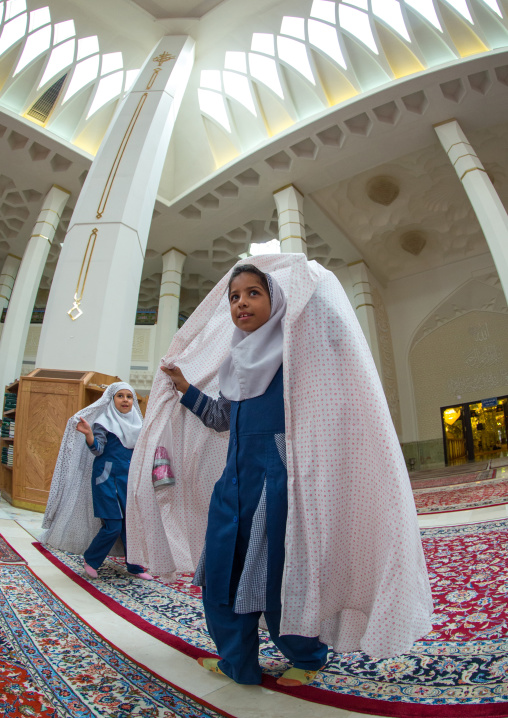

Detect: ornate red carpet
[35, 517, 508, 717]
[414, 476, 508, 514]
[0, 563, 234, 718]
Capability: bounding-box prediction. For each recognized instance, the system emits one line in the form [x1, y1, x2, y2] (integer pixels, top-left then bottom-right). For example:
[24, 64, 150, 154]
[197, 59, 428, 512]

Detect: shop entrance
[441, 396, 508, 465]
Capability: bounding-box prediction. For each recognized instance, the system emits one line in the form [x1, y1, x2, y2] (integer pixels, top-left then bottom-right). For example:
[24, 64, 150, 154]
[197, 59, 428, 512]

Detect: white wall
[384, 251, 504, 443]
[411, 310, 508, 440]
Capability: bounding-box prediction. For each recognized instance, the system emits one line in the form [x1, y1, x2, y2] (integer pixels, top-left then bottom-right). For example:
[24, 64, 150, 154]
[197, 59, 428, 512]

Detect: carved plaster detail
[131, 329, 151, 361]
[411, 273, 507, 350]
[310, 124, 508, 282]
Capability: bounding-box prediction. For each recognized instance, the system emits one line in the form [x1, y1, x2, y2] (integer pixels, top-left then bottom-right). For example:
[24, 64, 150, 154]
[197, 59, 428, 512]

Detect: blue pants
[202, 587, 328, 684]
[84, 518, 144, 574]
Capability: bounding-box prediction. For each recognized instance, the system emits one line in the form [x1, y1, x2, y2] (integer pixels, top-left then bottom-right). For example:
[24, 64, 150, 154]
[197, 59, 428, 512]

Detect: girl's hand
[161, 365, 190, 395]
[76, 417, 94, 445]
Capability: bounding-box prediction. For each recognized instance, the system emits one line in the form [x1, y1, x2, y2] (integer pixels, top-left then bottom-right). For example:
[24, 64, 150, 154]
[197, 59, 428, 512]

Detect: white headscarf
[94, 381, 142, 449]
[218, 272, 286, 401]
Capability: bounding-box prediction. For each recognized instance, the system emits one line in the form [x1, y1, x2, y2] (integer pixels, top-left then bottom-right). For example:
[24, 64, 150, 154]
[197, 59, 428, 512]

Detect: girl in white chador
[126, 253, 433, 686]
[41, 382, 152, 580]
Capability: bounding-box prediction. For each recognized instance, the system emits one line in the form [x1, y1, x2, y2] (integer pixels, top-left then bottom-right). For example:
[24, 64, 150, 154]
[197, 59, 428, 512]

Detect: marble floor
[1, 497, 507, 718]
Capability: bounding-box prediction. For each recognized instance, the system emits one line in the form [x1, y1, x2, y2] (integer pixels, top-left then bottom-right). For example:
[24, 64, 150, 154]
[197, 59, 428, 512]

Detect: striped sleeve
[88, 423, 108, 456]
[180, 385, 231, 432]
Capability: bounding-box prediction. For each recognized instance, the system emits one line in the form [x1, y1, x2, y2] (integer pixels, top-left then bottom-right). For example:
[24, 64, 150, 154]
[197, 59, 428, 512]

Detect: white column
[0, 186, 70, 389]
[154, 247, 186, 363]
[0, 253, 21, 317]
[435, 119, 508, 301]
[347, 260, 383, 378]
[36, 36, 195, 379]
[273, 185, 307, 255]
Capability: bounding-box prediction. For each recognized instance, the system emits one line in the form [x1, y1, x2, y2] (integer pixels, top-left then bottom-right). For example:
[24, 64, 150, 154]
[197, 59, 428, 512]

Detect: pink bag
[152, 446, 175, 489]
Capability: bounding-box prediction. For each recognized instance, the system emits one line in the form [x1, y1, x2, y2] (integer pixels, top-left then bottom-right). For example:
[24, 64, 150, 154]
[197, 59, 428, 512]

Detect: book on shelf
[1, 419, 14, 438]
[1, 444, 13, 466]
[3, 392, 17, 411]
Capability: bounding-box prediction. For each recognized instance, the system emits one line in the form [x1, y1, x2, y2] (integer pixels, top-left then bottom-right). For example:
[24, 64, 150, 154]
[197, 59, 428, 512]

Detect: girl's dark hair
[228, 264, 270, 297]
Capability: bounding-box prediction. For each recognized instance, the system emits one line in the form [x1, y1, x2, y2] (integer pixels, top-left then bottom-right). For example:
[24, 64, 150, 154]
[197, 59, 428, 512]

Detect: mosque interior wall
[385, 252, 507, 468]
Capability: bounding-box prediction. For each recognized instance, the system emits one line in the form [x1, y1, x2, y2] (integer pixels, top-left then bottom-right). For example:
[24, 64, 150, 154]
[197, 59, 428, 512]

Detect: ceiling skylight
[343, 0, 368, 10]
[39, 38, 74, 88]
[14, 24, 51, 75]
[62, 54, 99, 103]
[124, 69, 139, 92]
[0, 12, 27, 57]
[308, 19, 347, 68]
[372, 0, 411, 42]
[310, 0, 336, 24]
[4, 0, 26, 22]
[101, 52, 122, 75]
[200, 69, 221, 90]
[404, 0, 442, 30]
[77, 35, 99, 60]
[28, 6, 50, 32]
[198, 88, 231, 131]
[248, 53, 284, 97]
[281, 16, 306, 40]
[53, 19, 74, 45]
[479, 0, 502, 17]
[87, 70, 123, 118]
[277, 36, 316, 84]
[225, 51, 247, 73]
[442, 0, 473, 23]
[251, 33, 275, 55]
[338, 4, 378, 54]
[223, 71, 256, 115]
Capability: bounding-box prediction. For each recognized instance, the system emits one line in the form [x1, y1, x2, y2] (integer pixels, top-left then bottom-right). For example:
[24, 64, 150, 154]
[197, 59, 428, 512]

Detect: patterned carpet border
[0, 563, 236, 718]
[33, 534, 508, 718]
[0, 533, 27, 563]
[410, 470, 495, 490]
[409, 463, 489, 480]
[414, 477, 508, 514]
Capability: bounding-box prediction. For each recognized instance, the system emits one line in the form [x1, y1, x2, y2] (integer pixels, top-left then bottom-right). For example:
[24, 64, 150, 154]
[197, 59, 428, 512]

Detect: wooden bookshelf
[0, 380, 18, 502]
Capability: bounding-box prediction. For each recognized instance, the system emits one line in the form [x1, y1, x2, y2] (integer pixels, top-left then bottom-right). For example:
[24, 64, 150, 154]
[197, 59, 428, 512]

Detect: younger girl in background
[42, 382, 152, 581]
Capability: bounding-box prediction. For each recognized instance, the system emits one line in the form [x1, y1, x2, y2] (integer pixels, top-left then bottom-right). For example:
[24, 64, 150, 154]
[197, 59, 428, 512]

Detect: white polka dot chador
[127, 254, 433, 659]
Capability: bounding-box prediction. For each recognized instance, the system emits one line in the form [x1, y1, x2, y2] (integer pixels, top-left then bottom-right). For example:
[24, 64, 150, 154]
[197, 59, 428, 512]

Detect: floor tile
[202, 682, 352, 718]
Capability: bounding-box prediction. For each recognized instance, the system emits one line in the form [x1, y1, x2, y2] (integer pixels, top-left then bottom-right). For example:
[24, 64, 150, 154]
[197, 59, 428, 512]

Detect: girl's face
[114, 390, 134, 414]
[229, 272, 271, 332]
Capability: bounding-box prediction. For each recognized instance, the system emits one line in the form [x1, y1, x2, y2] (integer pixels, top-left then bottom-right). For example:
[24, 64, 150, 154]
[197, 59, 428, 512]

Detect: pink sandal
[84, 562, 98, 579]
[130, 571, 153, 580]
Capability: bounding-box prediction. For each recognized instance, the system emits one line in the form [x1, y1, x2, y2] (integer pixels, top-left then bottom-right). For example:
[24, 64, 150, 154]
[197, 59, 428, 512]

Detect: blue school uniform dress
[83, 424, 144, 574]
[181, 365, 327, 684]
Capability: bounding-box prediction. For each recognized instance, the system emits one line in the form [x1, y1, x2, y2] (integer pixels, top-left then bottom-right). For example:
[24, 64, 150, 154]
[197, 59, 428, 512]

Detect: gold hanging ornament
[67, 228, 98, 320]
